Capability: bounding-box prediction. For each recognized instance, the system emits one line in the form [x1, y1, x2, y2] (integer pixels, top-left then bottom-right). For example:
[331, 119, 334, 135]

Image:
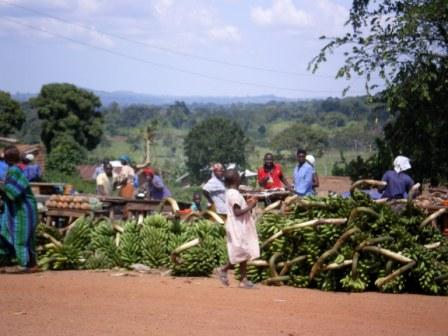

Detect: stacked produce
[45, 195, 100, 210]
[35, 192, 448, 295]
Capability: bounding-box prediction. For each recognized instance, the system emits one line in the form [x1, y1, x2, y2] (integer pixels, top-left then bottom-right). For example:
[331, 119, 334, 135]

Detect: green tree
[46, 135, 86, 174]
[271, 123, 328, 160]
[167, 101, 191, 129]
[31, 83, 103, 153]
[311, 0, 448, 184]
[184, 117, 248, 181]
[0, 91, 25, 137]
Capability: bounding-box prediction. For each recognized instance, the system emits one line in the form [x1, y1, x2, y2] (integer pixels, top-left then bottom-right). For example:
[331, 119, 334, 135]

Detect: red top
[257, 163, 284, 189]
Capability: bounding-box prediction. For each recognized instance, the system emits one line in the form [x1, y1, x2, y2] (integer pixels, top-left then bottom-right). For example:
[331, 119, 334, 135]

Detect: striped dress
[0, 165, 38, 267]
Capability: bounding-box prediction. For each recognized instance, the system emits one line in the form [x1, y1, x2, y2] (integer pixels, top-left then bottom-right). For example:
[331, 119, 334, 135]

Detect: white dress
[225, 189, 260, 264]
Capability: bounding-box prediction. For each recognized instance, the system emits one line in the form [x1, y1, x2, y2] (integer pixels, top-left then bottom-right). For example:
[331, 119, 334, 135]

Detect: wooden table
[45, 208, 109, 227]
[30, 182, 65, 196]
[240, 190, 292, 203]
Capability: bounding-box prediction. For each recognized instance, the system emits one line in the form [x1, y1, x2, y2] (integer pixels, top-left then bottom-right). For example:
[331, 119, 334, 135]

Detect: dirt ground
[1, 271, 447, 336]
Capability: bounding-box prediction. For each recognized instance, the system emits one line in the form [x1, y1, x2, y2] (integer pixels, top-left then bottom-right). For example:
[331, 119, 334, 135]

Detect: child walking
[216, 169, 260, 288]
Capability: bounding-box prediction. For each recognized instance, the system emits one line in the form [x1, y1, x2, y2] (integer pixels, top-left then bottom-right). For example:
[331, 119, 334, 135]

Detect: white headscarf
[393, 156, 411, 173]
[306, 154, 315, 166]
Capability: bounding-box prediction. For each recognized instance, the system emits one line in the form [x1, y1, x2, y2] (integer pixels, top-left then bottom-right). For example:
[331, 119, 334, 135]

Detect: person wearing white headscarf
[381, 155, 415, 199]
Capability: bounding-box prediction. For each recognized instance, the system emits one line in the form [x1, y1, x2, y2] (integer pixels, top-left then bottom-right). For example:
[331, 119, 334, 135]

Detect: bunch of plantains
[36, 192, 448, 295]
[251, 192, 448, 295]
[37, 214, 227, 277]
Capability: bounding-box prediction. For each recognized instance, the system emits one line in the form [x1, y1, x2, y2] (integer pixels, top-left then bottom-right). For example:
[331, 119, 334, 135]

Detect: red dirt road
[1, 271, 447, 336]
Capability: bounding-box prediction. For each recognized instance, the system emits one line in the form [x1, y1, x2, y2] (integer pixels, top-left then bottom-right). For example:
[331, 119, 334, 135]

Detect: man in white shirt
[96, 162, 117, 196]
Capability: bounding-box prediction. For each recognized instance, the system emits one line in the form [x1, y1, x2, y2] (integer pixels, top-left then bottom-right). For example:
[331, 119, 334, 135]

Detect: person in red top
[257, 153, 292, 190]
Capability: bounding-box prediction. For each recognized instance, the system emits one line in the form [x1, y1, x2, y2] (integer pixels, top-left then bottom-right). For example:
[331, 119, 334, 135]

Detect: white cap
[306, 154, 315, 165]
[25, 153, 35, 161]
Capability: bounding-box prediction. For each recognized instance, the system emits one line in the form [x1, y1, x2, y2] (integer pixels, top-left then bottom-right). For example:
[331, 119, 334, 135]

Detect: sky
[0, 0, 368, 98]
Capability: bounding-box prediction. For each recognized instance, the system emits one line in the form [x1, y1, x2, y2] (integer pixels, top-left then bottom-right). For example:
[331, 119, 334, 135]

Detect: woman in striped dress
[0, 145, 38, 272]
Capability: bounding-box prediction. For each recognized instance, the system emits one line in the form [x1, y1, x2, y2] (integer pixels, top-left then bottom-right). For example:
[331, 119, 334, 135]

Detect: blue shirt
[0, 160, 8, 181]
[381, 170, 414, 199]
[23, 164, 41, 182]
[148, 175, 171, 201]
[293, 162, 314, 196]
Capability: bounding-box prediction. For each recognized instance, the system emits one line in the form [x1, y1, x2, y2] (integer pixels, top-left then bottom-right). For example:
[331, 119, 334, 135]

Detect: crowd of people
[0, 144, 416, 276]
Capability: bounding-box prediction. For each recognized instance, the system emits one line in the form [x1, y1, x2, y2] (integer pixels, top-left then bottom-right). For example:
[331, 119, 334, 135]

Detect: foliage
[184, 117, 248, 181]
[270, 123, 329, 159]
[166, 101, 191, 129]
[46, 135, 86, 175]
[0, 90, 25, 137]
[31, 83, 103, 153]
[311, 0, 448, 184]
[42, 169, 96, 194]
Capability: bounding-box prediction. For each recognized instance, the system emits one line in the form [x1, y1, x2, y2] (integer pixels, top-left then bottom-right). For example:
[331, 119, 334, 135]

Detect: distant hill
[13, 90, 296, 106]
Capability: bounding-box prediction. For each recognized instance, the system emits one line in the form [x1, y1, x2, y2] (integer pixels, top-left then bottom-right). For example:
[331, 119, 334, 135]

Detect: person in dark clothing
[380, 156, 415, 199]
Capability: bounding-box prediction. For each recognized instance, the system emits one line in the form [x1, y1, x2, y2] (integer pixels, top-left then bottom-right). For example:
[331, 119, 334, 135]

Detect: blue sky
[0, 0, 367, 98]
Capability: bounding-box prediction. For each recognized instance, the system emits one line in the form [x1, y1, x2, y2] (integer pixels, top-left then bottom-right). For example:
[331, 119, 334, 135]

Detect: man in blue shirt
[293, 149, 314, 196]
[381, 156, 415, 199]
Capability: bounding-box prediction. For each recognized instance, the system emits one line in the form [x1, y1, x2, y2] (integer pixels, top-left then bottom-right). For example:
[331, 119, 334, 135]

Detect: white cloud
[208, 25, 241, 43]
[251, 0, 312, 28]
[250, 0, 349, 35]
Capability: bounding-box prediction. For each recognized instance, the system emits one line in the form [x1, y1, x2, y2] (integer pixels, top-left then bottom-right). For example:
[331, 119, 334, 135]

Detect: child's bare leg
[239, 261, 248, 281]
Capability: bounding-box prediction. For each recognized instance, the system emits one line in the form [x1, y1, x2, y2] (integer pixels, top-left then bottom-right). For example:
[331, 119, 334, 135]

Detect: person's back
[148, 175, 171, 200]
[23, 164, 41, 182]
[382, 170, 414, 199]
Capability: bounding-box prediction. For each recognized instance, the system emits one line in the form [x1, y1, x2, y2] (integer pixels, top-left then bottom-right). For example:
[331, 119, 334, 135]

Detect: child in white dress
[216, 169, 260, 288]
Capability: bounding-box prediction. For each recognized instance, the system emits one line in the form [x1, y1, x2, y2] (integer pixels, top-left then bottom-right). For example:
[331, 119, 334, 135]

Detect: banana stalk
[361, 246, 413, 263]
[350, 179, 387, 196]
[309, 227, 360, 280]
[375, 261, 416, 288]
[264, 276, 290, 285]
[158, 197, 180, 213]
[347, 207, 380, 226]
[324, 260, 353, 271]
[263, 200, 282, 213]
[170, 238, 201, 264]
[420, 208, 446, 228]
[202, 210, 225, 224]
[41, 232, 63, 248]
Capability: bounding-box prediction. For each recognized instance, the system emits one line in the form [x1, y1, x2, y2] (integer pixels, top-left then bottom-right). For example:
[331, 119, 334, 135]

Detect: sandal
[239, 279, 256, 289]
[215, 267, 229, 286]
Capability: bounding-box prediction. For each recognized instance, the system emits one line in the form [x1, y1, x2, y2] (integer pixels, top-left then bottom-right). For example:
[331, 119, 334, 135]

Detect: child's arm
[232, 196, 257, 217]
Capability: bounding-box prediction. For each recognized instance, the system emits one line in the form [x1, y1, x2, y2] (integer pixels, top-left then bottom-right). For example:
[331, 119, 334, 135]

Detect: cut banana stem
[355, 236, 393, 251]
[420, 208, 446, 228]
[170, 238, 201, 264]
[264, 276, 290, 285]
[182, 212, 202, 222]
[350, 179, 387, 196]
[203, 210, 225, 224]
[279, 255, 307, 276]
[347, 207, 380, 226]
[248, 259, 269, 267]
[375, 261, 416, 288]
[324, 260, 353, 270]
[408, 183, 421, 203]
[424, 242, 441, 249]
[112, 223, 124, 233]
[283, 195, 298, 205]
[434, 273, 448, 282]
[282, 218, 347, 233]
[309, 227, 360, 280]
[115, 232, 121, 247]
[261, 218, 347, 250]
[158, 197, 180, 213]
[263, 200, 282, 213]
[351, 252, 360, 279]
[269, 252, 282, 278]
[361, 246, 413, 263]
[42, 232, 63, 248]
